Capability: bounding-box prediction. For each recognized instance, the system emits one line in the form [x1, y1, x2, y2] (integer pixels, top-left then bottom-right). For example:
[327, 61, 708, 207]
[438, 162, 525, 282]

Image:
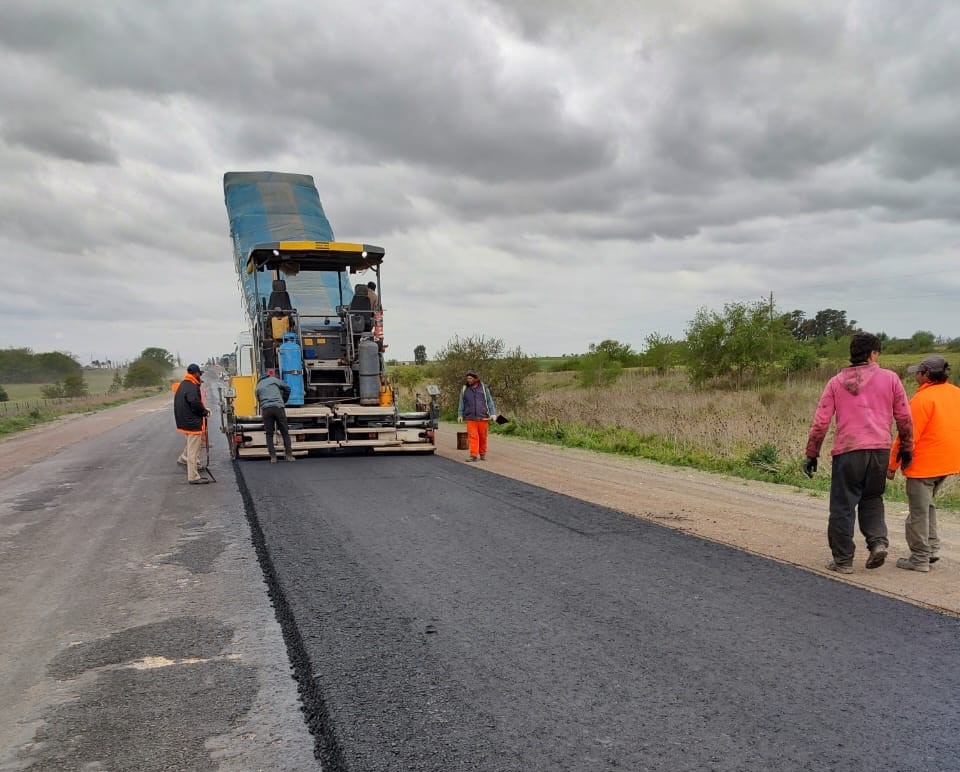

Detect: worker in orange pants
[456, 369, 497, 462]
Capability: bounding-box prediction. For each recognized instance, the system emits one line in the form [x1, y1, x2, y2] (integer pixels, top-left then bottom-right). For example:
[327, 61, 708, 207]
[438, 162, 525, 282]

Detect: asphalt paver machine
[221, 171, 439, 458]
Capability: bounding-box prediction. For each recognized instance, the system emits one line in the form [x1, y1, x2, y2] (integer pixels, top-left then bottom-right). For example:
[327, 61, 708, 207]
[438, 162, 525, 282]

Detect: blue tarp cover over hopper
[223, 171, 355, 323]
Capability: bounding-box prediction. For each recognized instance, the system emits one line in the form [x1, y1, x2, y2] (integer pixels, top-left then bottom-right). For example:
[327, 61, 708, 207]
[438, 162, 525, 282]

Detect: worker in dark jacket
[457, 369, 497, 462]
[174, 364, 210, 485]
[255, 370, 295, 463]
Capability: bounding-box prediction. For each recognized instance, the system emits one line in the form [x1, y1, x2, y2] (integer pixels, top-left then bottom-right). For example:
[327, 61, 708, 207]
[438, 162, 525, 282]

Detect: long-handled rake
[199, 421, 217, 483]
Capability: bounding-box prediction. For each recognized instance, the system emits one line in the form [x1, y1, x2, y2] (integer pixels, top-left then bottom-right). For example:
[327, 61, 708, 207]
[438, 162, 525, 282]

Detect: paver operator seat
[268, 279, 293, 311]
[347, 284, 373, 332]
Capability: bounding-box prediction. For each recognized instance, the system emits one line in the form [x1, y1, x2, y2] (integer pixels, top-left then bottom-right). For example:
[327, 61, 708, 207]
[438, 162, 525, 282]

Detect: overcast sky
[1, 0, 958, 366]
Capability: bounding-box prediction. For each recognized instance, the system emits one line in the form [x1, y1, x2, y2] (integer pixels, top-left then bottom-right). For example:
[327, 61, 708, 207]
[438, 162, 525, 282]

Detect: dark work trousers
[828, 449, 890, 565]
[262, 406, 292, 459]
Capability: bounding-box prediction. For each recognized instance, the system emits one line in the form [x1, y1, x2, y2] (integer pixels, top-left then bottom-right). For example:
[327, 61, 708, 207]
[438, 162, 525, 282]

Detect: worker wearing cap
[888, 355, 960, 571]
[174, 364, 211, 485]
[457, 369, 497, 462]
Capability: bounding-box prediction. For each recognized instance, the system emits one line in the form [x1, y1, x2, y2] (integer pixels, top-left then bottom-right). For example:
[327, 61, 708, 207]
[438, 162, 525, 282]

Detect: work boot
[285, 454, 296, 462]
[896, 557, 930, 573]
[188, 478, 210, 485]
[466, 455, 478, 462]
[929, 556, 940, 564]
[865, 543, 888, 569]
[479, 455, 486, 460]
[269, 456, 277, 464]
[825, 559, 853, 575]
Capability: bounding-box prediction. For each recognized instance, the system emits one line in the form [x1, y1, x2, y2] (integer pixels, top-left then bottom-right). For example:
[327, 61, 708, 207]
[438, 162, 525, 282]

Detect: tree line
[397, 301, 958, 407]
[573, 303, 956, 386]
[0, 346, 178, 402]
[0, 348, 81, 383]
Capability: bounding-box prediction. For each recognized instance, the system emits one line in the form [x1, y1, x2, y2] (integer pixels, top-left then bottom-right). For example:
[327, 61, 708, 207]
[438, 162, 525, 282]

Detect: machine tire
[222, 406, 240, 460]
[227, 429, 240, 460]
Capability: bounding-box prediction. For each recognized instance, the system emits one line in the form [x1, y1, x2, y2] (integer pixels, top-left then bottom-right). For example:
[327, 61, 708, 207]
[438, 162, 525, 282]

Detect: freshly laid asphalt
[239, 454, 960, 771]
[5, 394, 960, 772]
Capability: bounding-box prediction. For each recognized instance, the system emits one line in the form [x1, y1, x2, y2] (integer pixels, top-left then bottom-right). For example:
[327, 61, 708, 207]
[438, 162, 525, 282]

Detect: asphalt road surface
[240, 454, 960, 772]
[4, 393, 960, 771]
[0, 394, 315, 772]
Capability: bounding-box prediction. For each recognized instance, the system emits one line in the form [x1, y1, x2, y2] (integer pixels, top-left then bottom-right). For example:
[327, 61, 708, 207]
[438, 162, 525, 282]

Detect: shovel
[199, 420, 217, 483]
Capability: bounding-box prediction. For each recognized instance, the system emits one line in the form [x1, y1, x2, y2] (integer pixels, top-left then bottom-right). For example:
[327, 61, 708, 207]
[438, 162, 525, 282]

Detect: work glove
[897, 449, 913, 470]
[457, 416, 463, 423]
[489, 414, 497, 422]
[204, 409, 211, 417]
[803, 456, 817, 478]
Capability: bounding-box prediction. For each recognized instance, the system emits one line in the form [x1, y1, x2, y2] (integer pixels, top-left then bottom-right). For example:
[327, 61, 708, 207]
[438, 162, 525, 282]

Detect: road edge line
[233, 460, 349, 771]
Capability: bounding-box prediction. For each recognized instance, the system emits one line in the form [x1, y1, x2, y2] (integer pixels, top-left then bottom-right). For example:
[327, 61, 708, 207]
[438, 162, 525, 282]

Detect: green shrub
[0, 384, 8, 401]
[124, 357, 166, 388]
[587, 340, 640, 367]
[577, 352, 622, 387]
[786, 346, 818, 372]
[41, 382, 65, 399]
[684, 301, 797, 386]
[746, 442, 780, 469]
[642, 333, 679, 373]
[62, 373, 88, 397]
[434, 334, 537, 419]
[388, 363, 423, 391]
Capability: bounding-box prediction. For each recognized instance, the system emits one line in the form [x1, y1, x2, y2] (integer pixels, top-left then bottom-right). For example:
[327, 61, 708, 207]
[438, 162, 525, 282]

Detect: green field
[508, 350, 960, 509]
[0, 367, 166, 436]
[1, 369, 124, 402]
[531, 356, 578, 371]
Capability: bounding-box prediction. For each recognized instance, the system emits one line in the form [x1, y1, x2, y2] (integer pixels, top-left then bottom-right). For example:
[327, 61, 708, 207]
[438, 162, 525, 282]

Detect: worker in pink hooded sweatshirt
[805, 332, 913, 575]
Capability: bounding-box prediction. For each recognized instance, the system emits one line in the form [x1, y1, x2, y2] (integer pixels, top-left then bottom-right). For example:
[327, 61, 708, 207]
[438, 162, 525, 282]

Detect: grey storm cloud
[0, 1, 613, 184]
[0, 0, 958, 363]
[1, 117, 116, 165]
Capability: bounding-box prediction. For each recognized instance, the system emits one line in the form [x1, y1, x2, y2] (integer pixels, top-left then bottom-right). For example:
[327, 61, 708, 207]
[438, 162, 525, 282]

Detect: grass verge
[490, 418, 960, 511]
[0, 392, 160, 438]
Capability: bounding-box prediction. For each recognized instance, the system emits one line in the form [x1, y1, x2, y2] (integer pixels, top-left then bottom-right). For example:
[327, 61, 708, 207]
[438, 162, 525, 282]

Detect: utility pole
[768, 291, 775, 366]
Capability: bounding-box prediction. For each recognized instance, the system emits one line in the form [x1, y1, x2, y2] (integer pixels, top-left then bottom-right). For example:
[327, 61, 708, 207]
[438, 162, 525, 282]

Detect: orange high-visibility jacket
[173, 373, 206, 436]
[889, 381, 960, 478]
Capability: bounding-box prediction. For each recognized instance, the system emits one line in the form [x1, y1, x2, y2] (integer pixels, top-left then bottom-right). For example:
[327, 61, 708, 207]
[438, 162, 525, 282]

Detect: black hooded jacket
[174, 374, 206, 434]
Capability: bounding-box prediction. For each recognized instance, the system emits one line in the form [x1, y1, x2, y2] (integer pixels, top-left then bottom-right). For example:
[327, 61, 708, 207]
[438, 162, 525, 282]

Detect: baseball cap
[906, 355, 948, 374]
[465, 369, 479, 378]
[186, 363, 202, 375]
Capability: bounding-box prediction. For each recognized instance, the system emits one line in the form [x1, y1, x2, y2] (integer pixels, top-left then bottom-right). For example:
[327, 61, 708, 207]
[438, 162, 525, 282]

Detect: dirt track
[2, 399, 957, 616]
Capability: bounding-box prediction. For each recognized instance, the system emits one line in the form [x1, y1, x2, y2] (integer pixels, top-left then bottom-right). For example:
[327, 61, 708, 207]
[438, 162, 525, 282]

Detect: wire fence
[0, 397, 84, 415]
[0, 390, 159, 417]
